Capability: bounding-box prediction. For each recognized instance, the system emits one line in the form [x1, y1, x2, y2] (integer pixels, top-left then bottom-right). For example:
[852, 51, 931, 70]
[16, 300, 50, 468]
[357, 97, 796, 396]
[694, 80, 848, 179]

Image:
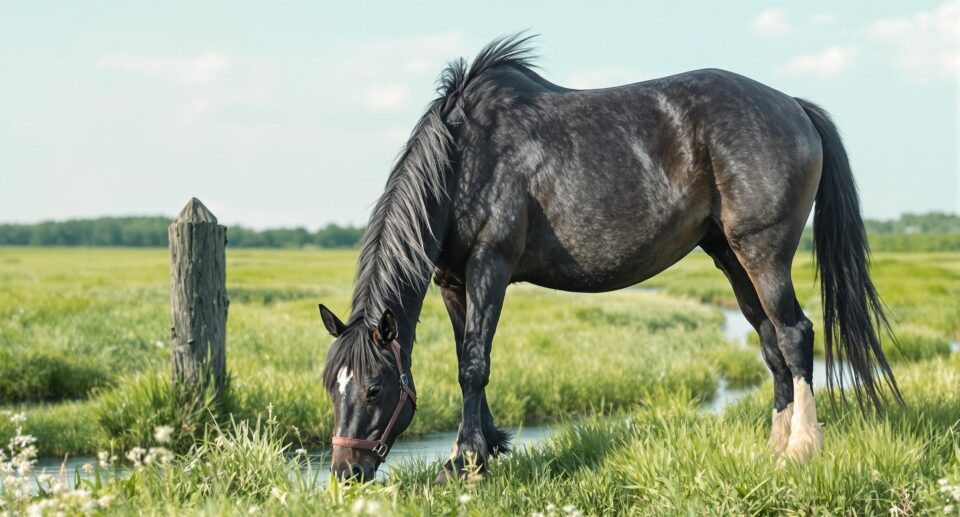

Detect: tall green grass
[1, 247, 957, 514]
[648, 251, 960, 359]
[46, 355, 955, 516]
[1, 248, 761, 456]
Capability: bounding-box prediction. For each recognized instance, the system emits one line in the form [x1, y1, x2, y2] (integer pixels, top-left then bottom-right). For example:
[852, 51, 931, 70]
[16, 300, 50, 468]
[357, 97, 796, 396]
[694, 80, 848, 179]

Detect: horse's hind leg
[726, 229, 821, 462]
[700, 232, 796, 454]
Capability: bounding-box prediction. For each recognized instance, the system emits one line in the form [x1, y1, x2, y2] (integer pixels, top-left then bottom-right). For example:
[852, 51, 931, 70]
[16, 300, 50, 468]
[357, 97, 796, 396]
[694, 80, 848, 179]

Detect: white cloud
[780, 45, 858, 77]
[867, 0, 960, 79]
[363, 83, 408, 110]
[753, 9, 790, 35]
[565, 67, 641, 89]
[98, 52, 230, 83]
[335, 32, 470, 112]
[810, 13, 837, 24]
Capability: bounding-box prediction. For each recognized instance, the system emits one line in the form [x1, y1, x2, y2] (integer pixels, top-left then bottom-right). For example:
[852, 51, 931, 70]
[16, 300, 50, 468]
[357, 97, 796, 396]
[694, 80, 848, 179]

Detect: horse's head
[318, 304, 416, 482]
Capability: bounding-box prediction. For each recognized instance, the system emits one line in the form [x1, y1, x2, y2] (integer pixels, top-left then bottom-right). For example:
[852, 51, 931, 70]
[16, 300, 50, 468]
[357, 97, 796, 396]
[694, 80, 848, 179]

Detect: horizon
[2, 1, 957, 230]
[2, 208, 958, 233]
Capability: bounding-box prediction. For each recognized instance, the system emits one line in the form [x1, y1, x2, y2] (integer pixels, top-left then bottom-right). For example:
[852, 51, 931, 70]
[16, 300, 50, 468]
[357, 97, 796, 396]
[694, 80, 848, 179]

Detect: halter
[331, 339, 417, 458]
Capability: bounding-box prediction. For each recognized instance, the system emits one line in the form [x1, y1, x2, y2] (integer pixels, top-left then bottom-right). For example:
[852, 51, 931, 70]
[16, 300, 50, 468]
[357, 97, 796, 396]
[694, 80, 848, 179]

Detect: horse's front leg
[435, 250, 512, 483]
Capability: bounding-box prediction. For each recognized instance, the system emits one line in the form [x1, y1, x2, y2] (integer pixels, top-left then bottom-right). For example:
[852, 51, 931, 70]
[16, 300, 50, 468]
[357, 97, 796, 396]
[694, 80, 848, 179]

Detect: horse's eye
[366, 385, 382, 399]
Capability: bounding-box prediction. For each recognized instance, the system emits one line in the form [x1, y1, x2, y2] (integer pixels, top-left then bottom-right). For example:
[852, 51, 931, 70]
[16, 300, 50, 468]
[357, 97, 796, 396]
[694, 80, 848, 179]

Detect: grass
[1, 247, 958, 515]
[0, 247, 757, 456]
[647, 250, 960, 359]
[6, 356, 955, 515]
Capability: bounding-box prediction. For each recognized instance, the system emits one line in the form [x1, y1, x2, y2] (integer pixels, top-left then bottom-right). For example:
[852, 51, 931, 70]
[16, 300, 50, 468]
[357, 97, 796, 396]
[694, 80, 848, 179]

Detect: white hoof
[784, 378, 824, 463]
[768, 403, 794, 455]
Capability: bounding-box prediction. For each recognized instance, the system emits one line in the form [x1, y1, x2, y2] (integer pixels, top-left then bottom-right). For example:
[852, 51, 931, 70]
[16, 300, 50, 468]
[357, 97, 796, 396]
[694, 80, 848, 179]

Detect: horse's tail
[796, 97, 902, 412]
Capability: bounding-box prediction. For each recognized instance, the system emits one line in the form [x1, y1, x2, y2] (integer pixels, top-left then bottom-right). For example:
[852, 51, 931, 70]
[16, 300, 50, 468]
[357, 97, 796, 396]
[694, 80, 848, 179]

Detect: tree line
[797, 212, 960, 252]
[0, 217, 364, 248]
[0, 212, 958, 251]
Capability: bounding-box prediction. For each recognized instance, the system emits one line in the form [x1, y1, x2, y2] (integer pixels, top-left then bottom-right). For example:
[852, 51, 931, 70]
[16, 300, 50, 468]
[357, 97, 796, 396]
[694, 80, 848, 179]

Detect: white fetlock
[768, 403, 794, 455]
[784, 378, 824, 463]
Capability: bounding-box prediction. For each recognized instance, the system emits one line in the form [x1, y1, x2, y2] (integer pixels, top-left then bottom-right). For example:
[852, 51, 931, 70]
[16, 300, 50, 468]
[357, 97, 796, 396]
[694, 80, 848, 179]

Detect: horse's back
[448, 67, 822, 292]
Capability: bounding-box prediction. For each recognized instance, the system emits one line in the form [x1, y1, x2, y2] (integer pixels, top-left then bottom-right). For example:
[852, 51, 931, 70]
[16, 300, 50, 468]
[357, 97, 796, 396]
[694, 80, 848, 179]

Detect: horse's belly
[513, 207, 710, 292]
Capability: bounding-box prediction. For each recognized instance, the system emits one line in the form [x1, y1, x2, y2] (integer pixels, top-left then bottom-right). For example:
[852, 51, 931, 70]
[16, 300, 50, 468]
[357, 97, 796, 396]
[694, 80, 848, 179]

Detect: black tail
[797, 98, 902, 412]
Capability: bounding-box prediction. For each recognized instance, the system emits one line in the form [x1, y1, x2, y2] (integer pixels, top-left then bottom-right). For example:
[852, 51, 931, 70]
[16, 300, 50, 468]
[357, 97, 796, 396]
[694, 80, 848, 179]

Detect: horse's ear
[375, 309, 398, 345]
[318, 304, 345, 337]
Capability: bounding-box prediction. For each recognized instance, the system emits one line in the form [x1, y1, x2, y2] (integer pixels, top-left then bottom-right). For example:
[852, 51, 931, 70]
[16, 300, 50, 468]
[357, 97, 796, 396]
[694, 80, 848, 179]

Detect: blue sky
[1, 1, 957, 228]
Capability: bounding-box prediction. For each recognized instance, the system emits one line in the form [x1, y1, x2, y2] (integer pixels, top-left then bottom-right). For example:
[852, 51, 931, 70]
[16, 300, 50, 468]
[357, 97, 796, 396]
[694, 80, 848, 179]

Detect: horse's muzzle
[331, 447, 379, 482]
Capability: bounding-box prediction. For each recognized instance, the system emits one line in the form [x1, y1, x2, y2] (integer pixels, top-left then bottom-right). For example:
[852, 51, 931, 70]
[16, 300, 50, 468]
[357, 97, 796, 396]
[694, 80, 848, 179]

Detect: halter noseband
[330, 339, 416, 459]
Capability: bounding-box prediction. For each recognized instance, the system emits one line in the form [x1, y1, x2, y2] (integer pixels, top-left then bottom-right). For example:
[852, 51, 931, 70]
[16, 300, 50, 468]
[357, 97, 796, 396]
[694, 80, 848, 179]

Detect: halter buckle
[372, 442, 389, 458]
[399, 373, 410, 386]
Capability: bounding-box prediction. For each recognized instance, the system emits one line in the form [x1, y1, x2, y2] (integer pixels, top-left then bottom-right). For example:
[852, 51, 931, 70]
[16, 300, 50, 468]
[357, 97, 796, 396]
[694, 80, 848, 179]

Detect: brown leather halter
[330, 339, 416, 458]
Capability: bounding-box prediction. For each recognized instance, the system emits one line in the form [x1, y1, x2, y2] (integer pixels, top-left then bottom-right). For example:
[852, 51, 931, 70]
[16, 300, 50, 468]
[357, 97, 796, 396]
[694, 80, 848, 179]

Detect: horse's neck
[362, 195, 452, 357]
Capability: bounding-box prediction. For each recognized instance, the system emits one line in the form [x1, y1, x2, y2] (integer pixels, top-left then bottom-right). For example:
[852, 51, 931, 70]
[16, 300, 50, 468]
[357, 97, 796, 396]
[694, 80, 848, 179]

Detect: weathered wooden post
[169, 197, 228, 398]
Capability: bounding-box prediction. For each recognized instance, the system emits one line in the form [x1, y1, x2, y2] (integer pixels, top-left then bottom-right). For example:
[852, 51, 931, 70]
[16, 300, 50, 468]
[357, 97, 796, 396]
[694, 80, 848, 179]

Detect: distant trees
[0, 217, 364, 248]
[797, 212, 960, 252]
[0, 212, 957, 251]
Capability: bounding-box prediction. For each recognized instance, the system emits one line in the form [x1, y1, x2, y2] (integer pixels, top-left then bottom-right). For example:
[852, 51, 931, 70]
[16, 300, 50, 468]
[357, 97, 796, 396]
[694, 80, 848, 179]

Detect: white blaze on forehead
[336, 367, 353, 395]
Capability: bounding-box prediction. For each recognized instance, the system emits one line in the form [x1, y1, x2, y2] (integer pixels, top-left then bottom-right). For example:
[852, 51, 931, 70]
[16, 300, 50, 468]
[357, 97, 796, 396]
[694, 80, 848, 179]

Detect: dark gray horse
[318, 35, 899, 482]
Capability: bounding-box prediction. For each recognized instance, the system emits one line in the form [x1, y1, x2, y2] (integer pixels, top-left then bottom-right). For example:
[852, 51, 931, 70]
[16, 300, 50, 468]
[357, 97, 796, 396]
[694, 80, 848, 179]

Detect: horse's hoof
[784, 422, 823, 463]
[783, 379, 824, 463]
[768, 403, 794, 455]
[434, 454, 486, 484]
[434, 468, 453, 484]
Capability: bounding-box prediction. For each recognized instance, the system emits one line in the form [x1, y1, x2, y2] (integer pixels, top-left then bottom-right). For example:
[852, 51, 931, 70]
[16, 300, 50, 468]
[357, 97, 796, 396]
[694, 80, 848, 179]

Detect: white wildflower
[155, 340, 165, 348]
[351, 498, 381, 515]
[153, 425, 174, 444]
[97, 494, 115, 509]
[50, 480, 67, 495]
[82, 463, 94, 474]
[271, 487, 288, 507]
[248, 505, 261, 514]
[59, 488, 92, 507]
[295, 448, 307, 456]
[144, 447, 174, 466]
[126, 447, 146, 468]
[945, 505, 954, 514]
[97, 451, 112, 469]
[458, 493, 473, 504]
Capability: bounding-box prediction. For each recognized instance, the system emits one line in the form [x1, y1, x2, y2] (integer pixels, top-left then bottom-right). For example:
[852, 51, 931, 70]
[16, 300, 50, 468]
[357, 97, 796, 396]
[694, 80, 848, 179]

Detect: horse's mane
[349, 33, 537, 326]
[322, 34, 537, 392]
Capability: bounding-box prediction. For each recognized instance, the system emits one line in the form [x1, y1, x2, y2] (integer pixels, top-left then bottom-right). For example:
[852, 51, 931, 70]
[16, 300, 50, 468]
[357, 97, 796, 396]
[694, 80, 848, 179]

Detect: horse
[317, 34, 900, 482]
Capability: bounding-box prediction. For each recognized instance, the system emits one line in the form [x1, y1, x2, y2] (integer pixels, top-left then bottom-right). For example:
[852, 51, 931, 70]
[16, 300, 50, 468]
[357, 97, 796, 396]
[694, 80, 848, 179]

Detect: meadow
[1, 247, 958, 515]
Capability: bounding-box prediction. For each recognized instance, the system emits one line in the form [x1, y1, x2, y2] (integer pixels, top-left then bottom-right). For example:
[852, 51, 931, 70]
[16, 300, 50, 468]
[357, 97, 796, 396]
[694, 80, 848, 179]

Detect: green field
[1, 248, 958, 515]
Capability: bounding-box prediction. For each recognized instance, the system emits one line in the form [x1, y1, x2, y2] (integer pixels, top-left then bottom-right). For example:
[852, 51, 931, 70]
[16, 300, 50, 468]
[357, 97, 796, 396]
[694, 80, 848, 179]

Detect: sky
[1, 1, 957, 229]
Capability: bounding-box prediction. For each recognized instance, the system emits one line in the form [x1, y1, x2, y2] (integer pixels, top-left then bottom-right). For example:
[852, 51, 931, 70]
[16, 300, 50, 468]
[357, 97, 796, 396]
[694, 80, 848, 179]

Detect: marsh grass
[649, 251, 960, 359]
[1, 248, 763, 457]
[52, 356, 955, 516]
[1, 248, 958, 515]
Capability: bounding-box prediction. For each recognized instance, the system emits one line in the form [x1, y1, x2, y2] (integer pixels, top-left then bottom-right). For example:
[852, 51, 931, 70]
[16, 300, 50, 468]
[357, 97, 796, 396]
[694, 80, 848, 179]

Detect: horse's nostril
[350, 464, 366, 481]
[333, 462, 372, 482]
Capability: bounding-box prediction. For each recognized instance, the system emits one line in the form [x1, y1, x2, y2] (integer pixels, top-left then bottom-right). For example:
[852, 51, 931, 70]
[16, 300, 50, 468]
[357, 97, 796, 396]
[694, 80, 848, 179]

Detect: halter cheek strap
[331, 339, 416, 458]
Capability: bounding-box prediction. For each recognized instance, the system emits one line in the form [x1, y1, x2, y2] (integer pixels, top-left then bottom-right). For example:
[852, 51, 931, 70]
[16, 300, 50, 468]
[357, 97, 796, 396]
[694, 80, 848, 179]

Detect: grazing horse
[318, 35, 899, 482]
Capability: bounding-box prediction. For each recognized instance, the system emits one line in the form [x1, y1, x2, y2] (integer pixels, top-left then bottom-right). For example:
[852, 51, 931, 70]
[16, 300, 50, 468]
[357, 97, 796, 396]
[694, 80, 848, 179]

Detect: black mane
[322, 34, 537, 391]
[349, 33, 537, 326]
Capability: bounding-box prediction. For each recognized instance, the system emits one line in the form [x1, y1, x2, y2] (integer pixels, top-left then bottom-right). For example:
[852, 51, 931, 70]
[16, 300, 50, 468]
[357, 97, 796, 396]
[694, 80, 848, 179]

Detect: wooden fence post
[169, 197, 228, 398]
